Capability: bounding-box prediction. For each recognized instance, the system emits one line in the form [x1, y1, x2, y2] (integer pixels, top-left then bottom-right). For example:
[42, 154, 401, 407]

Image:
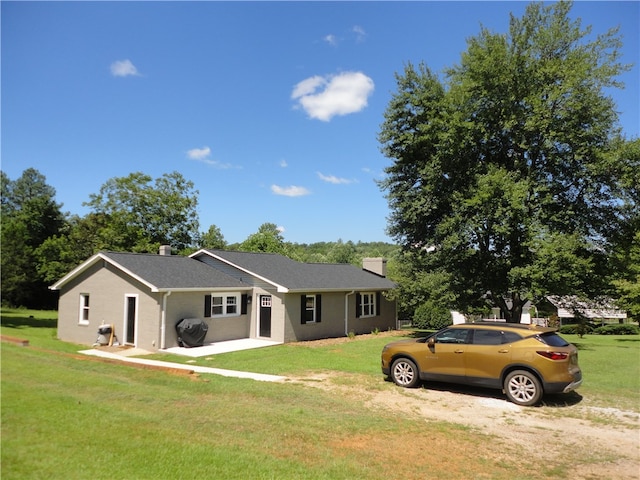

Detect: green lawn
[568, 334, 640, 410]
[2, 309, 639, 479]
[148, 327, 640, 411]
[150, 334, 399, 376]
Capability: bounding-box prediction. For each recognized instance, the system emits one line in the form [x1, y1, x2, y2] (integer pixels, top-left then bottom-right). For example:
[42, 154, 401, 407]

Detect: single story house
[50, 247, 397, 351]
[543, 296, 628, 325]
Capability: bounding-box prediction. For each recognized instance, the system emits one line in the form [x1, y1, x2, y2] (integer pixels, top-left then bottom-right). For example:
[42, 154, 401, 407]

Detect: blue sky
[2, 1, 638, 245]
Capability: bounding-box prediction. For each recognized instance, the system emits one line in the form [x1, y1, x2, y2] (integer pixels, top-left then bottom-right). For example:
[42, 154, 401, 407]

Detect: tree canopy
[378, 1, 636, 321]
[84, 171, 200, 253]
[239, 223, 288, 255]
[1, 168, 65, 308]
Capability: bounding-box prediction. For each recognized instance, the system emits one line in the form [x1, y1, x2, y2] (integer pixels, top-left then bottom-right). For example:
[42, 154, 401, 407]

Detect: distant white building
[545, 296, 627, 324]
[451, 311, 466, 324]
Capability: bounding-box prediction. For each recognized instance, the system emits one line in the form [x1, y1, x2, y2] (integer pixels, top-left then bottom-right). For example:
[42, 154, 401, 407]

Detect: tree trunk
[491, 292, 526, 323]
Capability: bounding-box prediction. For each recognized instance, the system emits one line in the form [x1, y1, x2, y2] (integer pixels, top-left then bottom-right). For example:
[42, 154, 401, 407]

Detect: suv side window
[471, 329, 523, 345]
[435, 328, 471, 344]
[472, 329, 503, 345]
[502, 331, 522, 344]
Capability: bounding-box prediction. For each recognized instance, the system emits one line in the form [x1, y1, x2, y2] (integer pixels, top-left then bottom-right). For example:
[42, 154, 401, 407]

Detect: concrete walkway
[78, 348, 287, 383]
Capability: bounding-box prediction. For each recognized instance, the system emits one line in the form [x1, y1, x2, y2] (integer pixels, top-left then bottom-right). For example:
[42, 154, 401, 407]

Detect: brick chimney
[362, 257, 387, 277]
[159, 245, 172, 256]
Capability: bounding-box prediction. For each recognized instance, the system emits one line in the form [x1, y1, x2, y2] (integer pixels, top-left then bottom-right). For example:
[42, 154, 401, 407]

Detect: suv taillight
[537, 351, 569, 360]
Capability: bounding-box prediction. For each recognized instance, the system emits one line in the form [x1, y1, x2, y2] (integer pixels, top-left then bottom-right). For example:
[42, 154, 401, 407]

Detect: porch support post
[160, 291, 172, 350]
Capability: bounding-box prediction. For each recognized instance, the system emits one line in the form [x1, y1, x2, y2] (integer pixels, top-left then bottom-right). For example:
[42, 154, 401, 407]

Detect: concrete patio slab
[162, 338, 282, 357]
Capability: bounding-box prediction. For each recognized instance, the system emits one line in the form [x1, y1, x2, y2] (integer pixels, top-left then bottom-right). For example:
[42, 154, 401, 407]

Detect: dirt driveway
[292, 333, 640, 480]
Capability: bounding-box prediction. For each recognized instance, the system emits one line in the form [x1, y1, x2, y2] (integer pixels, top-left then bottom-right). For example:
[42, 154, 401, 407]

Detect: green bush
[413, 302, 452, 330]
[560, 323, 639, 335]
[559, 323, 596, 335]
[593, 324, 640, 335]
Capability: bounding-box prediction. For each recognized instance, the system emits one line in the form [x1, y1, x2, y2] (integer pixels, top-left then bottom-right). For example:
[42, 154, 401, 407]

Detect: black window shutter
[356, 293, 361, 318]
[204, 294, 212, 318]
[316, 295, 322, 323]
[376, 292, 382, 316]
[300, 295, 306, 324]
[241, 294, 248, 315]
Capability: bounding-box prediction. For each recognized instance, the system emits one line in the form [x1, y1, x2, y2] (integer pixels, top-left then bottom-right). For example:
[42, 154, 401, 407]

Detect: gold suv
[381, 322, 582, 406]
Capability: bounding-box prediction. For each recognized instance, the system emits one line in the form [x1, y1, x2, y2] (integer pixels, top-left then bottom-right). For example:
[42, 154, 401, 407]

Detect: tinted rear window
[536, 332, 569, 347]
[502, 331, 523, 344]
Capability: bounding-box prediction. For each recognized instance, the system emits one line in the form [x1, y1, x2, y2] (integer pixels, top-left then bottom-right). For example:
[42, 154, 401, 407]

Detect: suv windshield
[535, 332, 569, 347]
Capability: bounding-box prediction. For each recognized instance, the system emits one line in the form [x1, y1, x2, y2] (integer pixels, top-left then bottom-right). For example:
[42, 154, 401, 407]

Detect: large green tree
[609, 139, 640, 319]
[84, 171, 200, 253]
[378, 1, 635, 322]
[239, 223, 287, 254]
[198, 224, 227, 250]
[34, 213, 117, 283]
[1, 168, 65, 308]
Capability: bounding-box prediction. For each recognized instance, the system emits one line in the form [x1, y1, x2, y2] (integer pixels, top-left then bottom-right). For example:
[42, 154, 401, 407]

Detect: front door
[124, 295, 137, 345]
[259, 295, 272, 338]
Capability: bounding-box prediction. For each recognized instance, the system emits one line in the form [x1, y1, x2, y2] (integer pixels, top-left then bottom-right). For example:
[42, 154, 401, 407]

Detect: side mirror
[427, 337, 435, 348]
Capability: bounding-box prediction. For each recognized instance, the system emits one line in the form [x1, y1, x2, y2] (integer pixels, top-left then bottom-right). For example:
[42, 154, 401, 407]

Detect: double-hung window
[79, 294, 90, 325]
[301, 294, 322, 324]
[361, 293, 375, 317]
[305, 295, 316, 323]
[206, 293, 241, 318]
[356, 292, 381, 318]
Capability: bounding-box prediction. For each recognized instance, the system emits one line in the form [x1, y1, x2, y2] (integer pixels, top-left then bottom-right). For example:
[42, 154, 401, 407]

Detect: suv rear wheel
[390, 358, 420, 388]
[504, 370, 542, 406]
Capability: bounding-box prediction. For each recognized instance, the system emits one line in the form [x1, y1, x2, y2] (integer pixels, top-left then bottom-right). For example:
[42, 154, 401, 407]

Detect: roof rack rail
[472, 321, 538, 329]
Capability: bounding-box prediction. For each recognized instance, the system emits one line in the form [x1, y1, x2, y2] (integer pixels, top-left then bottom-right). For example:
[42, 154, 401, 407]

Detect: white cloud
[279, 159, 288, 168]
[291, 76, 325, 98]
[186, 146, 211, 160]
[324, 34, 338, 46]
[352, 25, 367, 42]
[291, 71, 374, 122]
[271, 185, 311, 197]
[186, 146, 235, 169]
[110, 59, 141, 77]
[317, 172, 354, 184]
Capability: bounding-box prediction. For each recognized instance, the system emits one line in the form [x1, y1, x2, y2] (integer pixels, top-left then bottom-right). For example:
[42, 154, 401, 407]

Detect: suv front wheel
[504, 370, 543, 406]
[390, 358, 420, 388]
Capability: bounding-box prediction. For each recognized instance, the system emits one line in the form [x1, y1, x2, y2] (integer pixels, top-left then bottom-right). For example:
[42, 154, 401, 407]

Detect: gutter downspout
[345, 291, 355, 336]
[160, 291, 172, 350]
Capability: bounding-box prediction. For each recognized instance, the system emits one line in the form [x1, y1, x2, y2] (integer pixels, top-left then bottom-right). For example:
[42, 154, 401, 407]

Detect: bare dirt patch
[289, 333, 640, 480]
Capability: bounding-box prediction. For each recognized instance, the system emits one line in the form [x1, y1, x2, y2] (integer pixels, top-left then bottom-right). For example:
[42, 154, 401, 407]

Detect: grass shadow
[395, 380, 584, 408]
[539, 391, 583, 407]
[1, 314, 57, 329]
[401, 329, 436, 339]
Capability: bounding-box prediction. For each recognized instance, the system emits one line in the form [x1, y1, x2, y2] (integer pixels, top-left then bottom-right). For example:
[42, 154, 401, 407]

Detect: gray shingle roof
[198, 250, 396, 291]
[101, 251, 249, 291]
[52, 249, 396, 293]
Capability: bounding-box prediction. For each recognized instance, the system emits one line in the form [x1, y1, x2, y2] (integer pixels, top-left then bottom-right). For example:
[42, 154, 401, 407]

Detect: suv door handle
[454, 349, 464, 354]
[498, 349, 509, 353]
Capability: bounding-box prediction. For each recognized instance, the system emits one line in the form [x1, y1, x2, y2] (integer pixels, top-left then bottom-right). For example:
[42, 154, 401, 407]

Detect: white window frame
[305, 295, 317, 324]
[211, 293, 241, 318]
[79, 294, 90, 325]
[359, 293, 376, 318]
